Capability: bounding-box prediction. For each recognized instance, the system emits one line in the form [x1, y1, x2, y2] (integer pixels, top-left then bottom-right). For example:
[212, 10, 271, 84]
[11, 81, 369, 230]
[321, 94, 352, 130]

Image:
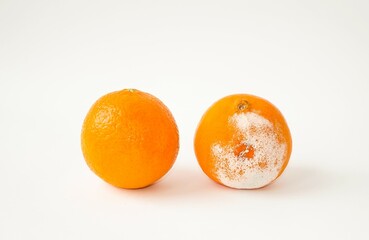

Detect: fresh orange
[81, 89, 179, 189]
[194, 94, 292, 189]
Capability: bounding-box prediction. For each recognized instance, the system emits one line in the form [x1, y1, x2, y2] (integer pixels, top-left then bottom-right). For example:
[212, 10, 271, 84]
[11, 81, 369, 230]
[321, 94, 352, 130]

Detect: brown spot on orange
[258, 161, 268, 169]
[237, 100, 250, 111]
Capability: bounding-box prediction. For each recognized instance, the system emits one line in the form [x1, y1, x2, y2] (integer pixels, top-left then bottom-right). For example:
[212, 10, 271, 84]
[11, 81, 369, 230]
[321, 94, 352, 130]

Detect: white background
[1, 0, 369, 239]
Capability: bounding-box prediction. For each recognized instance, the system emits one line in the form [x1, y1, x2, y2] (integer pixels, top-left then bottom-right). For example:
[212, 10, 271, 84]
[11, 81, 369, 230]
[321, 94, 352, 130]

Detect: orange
[81, 89, 179, 189]
[194, 94, 292, 189]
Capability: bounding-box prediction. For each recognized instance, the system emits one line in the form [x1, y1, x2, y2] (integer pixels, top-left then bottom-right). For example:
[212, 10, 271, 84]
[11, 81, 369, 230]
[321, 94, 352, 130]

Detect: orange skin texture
[194, 94, 292, 189]
[81, 89, 179, 189]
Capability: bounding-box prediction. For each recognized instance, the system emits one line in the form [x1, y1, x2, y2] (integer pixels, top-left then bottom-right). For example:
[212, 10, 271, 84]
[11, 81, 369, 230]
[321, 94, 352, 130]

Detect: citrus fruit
[81, 89, 179, 189]
[194, 94, 292, 189]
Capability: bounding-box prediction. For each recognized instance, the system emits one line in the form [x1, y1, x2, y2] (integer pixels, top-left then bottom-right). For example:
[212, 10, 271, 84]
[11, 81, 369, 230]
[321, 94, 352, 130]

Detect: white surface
[212, 112, 288, 189]
[1, 0, 369, 239]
